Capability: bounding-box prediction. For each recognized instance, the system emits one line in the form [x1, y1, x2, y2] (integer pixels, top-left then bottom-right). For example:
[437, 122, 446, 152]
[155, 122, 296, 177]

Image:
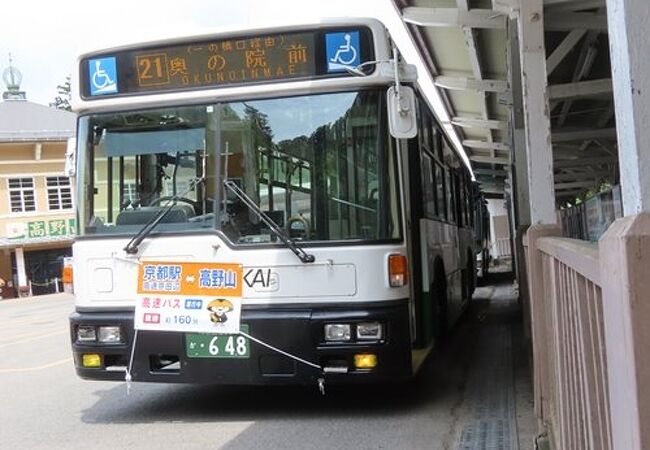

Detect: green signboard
[48, 219, 67, 236]
[13, 218, 77, 240]
[27, 221, 47, 238]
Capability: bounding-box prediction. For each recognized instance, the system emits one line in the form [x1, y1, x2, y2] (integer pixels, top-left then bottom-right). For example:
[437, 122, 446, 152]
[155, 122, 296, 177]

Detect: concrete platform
[456, 270, 536, 449]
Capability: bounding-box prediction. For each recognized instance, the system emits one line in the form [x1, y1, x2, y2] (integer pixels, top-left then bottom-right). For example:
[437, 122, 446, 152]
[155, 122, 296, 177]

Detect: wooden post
[599, 213, 650, 450]
[516, 0, 556, 225]
[526, 224, 561, 423]
[606, 0, 650, 214]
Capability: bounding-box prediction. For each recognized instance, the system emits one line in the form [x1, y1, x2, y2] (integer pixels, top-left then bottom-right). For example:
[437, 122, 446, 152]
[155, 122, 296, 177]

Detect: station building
[0, 67, 76, 297]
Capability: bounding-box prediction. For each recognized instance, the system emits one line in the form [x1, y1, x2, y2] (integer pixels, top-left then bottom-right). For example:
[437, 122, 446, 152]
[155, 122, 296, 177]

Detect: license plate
[185, 324, 250, 359]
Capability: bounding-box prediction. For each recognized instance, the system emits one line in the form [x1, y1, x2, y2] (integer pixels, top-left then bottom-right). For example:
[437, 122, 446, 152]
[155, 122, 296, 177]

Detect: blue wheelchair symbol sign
[89, 57, 118, 95]
[325, 31, 361, 73]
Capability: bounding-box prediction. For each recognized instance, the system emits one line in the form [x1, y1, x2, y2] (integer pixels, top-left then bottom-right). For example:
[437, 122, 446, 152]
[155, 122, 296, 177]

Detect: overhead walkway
[391, 1, 650, 449]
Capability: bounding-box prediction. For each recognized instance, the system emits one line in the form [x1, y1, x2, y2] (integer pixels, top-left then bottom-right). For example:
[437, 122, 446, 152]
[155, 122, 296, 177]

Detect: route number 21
[137, 54, 170, 86]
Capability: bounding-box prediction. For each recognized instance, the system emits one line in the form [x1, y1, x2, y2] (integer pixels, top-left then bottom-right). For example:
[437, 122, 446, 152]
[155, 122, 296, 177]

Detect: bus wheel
[431, 274, 448, 343]
[481, 248, 490, 278]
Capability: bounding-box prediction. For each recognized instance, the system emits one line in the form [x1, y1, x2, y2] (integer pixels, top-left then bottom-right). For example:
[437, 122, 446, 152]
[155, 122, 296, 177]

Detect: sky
[0, 0, 469, 170]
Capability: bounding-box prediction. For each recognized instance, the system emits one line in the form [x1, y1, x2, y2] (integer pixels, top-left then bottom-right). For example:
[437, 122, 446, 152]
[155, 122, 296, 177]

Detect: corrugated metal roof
[0, 100, 76, 142]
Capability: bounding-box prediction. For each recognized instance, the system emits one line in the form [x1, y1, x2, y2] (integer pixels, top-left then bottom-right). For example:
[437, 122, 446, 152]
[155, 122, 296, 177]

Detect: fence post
[526, 224, 561, 425]
[599, 212, 650, 450]
[516, 226, 531, 339]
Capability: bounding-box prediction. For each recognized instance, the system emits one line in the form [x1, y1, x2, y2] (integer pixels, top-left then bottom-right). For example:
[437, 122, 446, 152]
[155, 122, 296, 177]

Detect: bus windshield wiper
[223, 179, 315, 264]
[123, 177, 204, 255]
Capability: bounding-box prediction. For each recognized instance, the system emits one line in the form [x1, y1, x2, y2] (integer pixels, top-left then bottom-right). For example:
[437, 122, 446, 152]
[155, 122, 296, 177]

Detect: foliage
[50, 76, 71, 111]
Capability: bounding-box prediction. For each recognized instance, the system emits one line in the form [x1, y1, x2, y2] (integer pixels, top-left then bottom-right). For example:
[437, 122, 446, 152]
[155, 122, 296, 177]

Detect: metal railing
[492, 237, 512, 258]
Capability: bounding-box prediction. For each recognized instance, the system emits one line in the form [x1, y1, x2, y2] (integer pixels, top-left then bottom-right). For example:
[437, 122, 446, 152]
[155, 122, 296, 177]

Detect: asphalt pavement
[0, 280, 535, 450]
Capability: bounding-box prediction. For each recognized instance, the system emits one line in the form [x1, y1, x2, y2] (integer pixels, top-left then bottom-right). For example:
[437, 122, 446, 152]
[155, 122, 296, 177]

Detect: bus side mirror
[387, 86, 418, 139]
[65, 137, 76, 177]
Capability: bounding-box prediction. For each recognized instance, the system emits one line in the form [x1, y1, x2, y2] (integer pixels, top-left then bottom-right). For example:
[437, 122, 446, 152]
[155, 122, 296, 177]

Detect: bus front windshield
[77, 90, 401, 244]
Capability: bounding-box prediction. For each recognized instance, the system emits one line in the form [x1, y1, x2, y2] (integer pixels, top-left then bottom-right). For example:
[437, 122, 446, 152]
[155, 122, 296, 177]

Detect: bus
[68, 19, 478, 388]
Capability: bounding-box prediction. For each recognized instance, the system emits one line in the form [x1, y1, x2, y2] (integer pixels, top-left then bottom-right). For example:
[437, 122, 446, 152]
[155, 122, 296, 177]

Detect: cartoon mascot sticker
[207, 298, 234, 324]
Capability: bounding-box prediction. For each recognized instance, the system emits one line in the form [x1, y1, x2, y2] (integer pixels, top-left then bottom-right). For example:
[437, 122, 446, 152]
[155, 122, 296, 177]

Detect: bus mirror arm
[387, 46, 418, 139]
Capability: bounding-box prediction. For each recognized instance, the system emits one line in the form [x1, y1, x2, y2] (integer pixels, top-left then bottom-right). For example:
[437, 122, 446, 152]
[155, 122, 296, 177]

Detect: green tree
[50, 76, 71, 111]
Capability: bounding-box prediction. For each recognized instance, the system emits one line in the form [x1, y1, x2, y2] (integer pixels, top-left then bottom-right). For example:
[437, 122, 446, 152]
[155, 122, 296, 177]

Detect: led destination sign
[82, 28, 373, 98]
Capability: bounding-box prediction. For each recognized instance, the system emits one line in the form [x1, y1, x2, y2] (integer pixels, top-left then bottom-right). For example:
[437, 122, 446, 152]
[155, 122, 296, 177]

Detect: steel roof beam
[451, 117, 507, 130]
[402, 7, 507, 29]
[544, 12, 608, 31]
[555, 188, 590, 198]
[551, 127, 617, 142]
[546, 29, 588, 75]
[555, 180, 599, 190]
[454, 0, 497, 170]
[463, 140, 511, 151]
[548, 78, 612, 100]
[474, 168, 510, 177]
[554, 29, 602, 127]
[435, 76, 509, 93]
[469, 155, 510, 165]
[553, 170, 611, 181]
[478, 180, 506, 189]
[554, 156, 616, 168]
[544, 0, 606, 12]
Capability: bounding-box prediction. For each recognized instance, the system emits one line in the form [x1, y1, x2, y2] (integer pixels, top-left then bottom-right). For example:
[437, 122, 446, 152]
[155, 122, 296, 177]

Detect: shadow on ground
[78, 276, 533, 450]
[80, 306, 489, 426]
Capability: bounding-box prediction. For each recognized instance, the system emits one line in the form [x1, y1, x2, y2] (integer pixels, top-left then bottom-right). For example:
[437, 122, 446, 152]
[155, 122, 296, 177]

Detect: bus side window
[435, 162, 446, 220]
[434, 129, 444, 161]
[446, 169, 454, 223]
[421, 153, 435, 218]
[419, 101, 433, 151]
[454, 172, 467, 227]
[464, 184, 471, 228]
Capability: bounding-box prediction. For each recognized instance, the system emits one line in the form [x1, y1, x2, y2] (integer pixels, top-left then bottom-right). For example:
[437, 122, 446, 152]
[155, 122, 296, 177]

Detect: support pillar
[516, 0, 556, 225]
[508, 18, 531, 230]
[507, 18, 533, 337]
[15, 247, 27, 294]
[606, 0, 650, 214]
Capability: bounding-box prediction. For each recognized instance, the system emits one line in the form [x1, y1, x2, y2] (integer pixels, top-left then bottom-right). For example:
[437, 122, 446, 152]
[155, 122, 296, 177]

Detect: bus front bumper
[69, 300, 413, 385]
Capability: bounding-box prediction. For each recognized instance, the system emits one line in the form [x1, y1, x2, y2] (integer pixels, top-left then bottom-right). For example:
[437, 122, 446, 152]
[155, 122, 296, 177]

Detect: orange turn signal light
[388, 254, 408, 287]
[62, 265, 73, 284]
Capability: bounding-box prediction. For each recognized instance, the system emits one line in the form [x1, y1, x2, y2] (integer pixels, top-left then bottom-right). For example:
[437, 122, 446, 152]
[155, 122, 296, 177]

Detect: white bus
[68, 19, 477, 387]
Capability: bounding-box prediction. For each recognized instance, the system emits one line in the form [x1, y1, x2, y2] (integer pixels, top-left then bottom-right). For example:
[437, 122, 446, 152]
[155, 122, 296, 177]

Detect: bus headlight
[77, 325, 97, 342]
[356, 322, 383, 340]
[98, 326, 121, 343]
[324, 324, 351, 341]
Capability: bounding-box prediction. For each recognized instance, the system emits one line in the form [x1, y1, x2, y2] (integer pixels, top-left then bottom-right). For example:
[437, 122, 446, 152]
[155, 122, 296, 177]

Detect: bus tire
[481, 247, 490, 277]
